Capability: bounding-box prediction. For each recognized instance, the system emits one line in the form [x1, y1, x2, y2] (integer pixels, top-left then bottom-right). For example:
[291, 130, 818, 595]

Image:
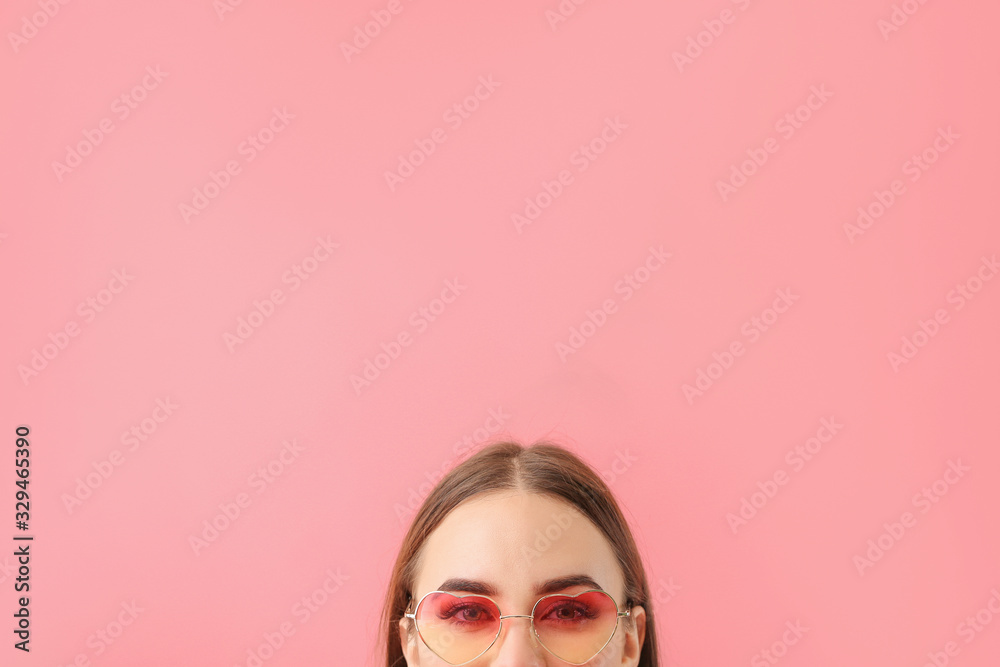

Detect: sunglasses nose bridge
[492, 614, 544, 660]
[497, 614, 539, 642]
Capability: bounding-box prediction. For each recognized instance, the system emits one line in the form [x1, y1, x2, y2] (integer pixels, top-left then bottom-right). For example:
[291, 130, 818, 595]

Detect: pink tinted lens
[532, 591, 620, 664]
[415, 592, 501, 664]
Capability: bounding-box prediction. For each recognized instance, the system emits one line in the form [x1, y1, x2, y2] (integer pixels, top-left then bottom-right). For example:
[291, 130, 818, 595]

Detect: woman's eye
[460, 607, 483, 620]
[445, 604, 492, 622]
[546, 603, 587, 620]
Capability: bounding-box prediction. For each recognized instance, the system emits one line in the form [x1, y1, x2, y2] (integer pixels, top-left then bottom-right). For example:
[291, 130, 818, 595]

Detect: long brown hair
[380, 440, 659, 666]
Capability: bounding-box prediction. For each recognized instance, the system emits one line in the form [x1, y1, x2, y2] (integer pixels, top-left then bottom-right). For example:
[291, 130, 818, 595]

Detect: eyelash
[438, 599, 599, 620]
[440, 603, 493, 622]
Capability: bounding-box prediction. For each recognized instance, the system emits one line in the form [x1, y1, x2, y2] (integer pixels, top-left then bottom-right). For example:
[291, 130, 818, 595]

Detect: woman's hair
[380, 440, 659, 667]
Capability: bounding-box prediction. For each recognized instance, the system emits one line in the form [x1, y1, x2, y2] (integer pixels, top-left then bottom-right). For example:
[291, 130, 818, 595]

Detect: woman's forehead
[413, 491, 624, 600]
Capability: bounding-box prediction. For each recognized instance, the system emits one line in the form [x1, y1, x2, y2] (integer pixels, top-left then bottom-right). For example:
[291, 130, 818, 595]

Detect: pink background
[3, 0, 999, 665]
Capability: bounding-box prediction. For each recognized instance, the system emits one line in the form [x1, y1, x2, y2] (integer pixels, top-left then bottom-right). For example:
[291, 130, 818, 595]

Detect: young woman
[380, 441, 660, 666]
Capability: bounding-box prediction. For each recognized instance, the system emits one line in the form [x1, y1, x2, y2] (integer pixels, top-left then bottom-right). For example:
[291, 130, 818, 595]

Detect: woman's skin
[399, 491, 646, 666]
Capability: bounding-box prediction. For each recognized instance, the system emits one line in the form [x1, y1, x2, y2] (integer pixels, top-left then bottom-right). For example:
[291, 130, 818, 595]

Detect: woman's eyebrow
[435, 574, 604, 597]
[437, 578, 499, 596]
[534, 574, 604, 596]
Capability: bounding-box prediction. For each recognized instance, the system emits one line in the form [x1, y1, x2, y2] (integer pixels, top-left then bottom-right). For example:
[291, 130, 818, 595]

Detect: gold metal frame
[404, 588, 630, 665]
